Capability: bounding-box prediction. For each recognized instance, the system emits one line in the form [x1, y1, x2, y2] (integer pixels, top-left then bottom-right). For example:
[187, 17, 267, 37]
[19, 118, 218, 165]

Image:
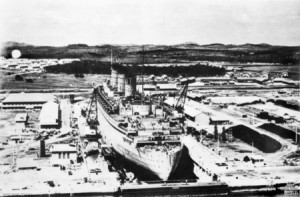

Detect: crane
[175, 77, 196, 113]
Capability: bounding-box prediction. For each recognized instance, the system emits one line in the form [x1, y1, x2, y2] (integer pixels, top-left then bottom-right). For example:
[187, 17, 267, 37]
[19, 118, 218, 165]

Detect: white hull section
[97, 102, 182, 180]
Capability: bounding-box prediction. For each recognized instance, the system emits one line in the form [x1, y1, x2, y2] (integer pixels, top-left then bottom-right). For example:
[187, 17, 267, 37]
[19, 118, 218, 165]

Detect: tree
[26, 79, 34, 83]
[214, 124, 218, 141]
[15, 75, 24, 81]
[221, 127, 227, 142]
[243, 155, 250, 162]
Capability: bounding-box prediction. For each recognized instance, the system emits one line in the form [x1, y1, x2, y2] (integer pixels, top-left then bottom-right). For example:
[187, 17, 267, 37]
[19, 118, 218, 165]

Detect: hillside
[1, 42, 299, 64]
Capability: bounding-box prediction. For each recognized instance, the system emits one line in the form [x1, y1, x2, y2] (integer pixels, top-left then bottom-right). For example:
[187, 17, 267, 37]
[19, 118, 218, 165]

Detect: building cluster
[0, 57, 80, 73]
[0, 93, 61, 130]
[231, 71, 269, 79]
[232, 70, 289, 80]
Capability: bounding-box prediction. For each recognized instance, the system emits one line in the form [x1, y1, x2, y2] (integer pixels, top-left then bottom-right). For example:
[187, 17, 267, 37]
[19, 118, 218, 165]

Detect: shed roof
[210, 116, 230, 122]
[184, 106, 202, 117]
[157, 84, 177, 90]
[3, 93, 55, 103]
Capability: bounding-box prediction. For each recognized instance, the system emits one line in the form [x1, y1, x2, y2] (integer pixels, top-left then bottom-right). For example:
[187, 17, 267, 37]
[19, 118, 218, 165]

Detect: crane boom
[175, 77, 195, 112]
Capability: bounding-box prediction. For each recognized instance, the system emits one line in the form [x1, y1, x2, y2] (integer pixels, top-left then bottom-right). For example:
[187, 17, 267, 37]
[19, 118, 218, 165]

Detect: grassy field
[0, 71, 109, 90]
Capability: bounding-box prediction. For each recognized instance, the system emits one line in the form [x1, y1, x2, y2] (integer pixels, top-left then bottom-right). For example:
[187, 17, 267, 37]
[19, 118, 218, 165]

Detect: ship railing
[138, 128, 169, 132]
[95, 88, 117, 112]
[135, 135, 180, 142]
[162, 140, 181, 145]
[146, 179, 198, 184]
[137, 126, 169, 131]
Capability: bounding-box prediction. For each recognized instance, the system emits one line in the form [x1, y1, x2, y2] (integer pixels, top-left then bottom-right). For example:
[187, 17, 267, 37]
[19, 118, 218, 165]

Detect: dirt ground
[0, 70, 109, 90]
[0, 110, 40, 141]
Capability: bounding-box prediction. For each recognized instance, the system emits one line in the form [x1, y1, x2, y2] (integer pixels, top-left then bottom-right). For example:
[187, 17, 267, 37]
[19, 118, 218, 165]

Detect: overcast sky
[0, 0, 299, 46]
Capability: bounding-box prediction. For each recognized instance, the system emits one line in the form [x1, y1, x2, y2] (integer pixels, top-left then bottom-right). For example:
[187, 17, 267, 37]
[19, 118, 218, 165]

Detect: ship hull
[97, 101, 182, 180]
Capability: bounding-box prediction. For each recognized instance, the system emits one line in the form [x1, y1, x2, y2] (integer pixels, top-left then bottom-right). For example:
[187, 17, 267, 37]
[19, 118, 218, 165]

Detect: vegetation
[221, 127, 227, 142]
[15, 75, 24, 81]
[74, 73, 85, 78]
[257, 112, 286, 123]
[214, 124, 218, 141]
[25, 79, 34, 83]
[45, 61, 226, 77]
[1, 42, 299, 64]
[243, 155, 250, 162]
[268, 99, 300, 111]
[45, 60, 111, 74]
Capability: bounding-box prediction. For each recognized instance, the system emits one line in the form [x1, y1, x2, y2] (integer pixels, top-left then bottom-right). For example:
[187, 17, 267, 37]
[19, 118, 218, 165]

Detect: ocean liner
[94, 64, 185, 180]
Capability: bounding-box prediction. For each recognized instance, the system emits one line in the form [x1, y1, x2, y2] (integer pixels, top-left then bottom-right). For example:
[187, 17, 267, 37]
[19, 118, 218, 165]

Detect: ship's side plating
[96, 90, 182, 180]
[95, 64, 183, 180]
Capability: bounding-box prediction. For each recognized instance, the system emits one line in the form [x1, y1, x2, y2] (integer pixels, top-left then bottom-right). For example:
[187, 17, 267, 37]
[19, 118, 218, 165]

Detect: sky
[0, 0, 299, 46]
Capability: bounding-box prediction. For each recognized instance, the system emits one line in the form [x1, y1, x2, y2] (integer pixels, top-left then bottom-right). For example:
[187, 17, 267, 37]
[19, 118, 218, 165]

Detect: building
[197, 77, 231, 82]
[38, 101, 61, 129]
[272, 78, 297, 86]
[249, 155, 264, 163]
[50, 144, 77, 165]
[184, 106, 210, 126]
[1, 93, 55, 110]
[209, 116, 232, 125]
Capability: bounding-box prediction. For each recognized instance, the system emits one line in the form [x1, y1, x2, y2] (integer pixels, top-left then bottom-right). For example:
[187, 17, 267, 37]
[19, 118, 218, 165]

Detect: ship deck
[111, 114, 173, 131]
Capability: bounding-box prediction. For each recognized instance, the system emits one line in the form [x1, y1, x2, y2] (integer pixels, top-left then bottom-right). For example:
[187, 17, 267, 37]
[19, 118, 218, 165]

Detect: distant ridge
[1, 41, 299, 48]
[1, 41, 33, 48]
[1, 41, 299, 64]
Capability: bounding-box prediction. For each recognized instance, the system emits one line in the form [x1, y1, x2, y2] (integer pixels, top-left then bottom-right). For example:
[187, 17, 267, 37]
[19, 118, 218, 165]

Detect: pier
[182, 135, 226, 178]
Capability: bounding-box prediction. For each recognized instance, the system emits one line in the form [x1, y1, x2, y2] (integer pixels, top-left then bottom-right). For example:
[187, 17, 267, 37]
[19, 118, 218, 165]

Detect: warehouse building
[38, 101, 61, 129]
[1, 93, 55, 110]
[184, 106, 210, 126]
[209, 116, 232, 125]
[50, 144, 77, 165]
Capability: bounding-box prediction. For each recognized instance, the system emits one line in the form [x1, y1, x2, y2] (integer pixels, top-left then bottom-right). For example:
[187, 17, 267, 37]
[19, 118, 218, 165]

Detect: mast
[142, 45, 145, 103]
[111, 47, 113, 65]
[295, 126, 298, 145]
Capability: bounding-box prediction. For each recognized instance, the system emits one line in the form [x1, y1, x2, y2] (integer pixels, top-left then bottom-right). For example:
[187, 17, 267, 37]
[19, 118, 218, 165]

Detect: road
[60, 99, 72, 134]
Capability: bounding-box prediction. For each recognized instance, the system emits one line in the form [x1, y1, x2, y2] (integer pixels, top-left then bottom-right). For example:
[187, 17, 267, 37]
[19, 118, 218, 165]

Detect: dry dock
[182, 135, 297, 195]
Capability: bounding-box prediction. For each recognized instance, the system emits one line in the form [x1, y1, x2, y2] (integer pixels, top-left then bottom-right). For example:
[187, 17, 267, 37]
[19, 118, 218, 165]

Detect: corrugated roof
[3, 93, 55, 103]
[39, 101, 59, 125]
[157, 84, 177, 90]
